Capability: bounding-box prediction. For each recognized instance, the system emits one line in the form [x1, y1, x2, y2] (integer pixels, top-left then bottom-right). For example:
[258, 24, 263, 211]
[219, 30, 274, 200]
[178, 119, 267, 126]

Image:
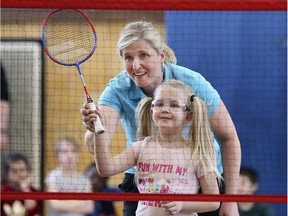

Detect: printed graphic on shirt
[137, 161, 192, 208]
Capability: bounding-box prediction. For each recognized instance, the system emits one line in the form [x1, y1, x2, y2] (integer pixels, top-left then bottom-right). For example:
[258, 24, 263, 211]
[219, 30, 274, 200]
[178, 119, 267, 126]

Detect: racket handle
[88, 101, 105, 134]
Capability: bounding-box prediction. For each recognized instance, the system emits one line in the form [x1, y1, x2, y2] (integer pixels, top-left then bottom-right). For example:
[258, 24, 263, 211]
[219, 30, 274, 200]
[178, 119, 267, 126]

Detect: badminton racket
[42, 9, 105, 134]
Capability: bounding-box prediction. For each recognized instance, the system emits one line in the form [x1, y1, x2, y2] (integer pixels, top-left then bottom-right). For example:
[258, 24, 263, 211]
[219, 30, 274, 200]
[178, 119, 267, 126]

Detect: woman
[80, 21, 241, 216]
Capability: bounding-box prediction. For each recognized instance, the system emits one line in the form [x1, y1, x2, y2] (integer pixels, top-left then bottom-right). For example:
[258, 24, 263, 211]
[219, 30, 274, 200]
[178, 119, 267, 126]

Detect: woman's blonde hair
[135, 80, 221, 181]
[118, 21, 177, 64]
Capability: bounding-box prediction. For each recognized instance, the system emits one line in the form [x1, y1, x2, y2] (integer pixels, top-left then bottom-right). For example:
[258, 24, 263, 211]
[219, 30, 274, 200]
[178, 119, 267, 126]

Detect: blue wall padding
[165, 11, 287, 215]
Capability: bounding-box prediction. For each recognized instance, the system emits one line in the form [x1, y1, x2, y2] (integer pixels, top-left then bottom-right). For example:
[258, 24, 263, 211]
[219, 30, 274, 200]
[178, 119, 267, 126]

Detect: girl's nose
[161, 105, 170, 113]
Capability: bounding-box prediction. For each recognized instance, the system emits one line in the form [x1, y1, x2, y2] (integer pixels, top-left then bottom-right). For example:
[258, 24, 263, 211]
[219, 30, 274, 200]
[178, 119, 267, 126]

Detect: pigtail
[189, 96, 222, 182]
[135, 97, 154, 140]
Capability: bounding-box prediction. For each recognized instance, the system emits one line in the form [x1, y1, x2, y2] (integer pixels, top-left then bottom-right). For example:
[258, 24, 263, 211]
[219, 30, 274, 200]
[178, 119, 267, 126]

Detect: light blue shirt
[98, 63, 223, 174]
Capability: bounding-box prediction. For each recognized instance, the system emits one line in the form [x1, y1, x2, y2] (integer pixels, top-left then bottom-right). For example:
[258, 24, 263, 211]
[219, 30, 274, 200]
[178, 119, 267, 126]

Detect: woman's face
[121, 39, 165, 95]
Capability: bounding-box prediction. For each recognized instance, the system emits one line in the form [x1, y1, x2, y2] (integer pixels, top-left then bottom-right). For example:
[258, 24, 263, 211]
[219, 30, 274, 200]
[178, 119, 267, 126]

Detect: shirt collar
[163, 63, 174, 81]
[128, 76, 145, 100]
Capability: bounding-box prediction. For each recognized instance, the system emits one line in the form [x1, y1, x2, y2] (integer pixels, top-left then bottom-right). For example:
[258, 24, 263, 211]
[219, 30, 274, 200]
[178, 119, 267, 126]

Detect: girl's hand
[161, 201, 183, 215]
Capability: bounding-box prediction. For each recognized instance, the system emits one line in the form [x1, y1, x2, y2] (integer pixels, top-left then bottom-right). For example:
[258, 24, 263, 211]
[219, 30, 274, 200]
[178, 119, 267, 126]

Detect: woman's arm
[82, 105, 120, 154]
[209, 100, 241, 215]
[209, 100, 241, 194]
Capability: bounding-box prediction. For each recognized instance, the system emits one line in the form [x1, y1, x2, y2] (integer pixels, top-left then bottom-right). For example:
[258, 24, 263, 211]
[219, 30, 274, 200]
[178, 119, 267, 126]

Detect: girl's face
[151, 86, 190, 131]
[8, 160, 29, 188]
[121, 39, 165, 95]
[57, 142, 78, 169]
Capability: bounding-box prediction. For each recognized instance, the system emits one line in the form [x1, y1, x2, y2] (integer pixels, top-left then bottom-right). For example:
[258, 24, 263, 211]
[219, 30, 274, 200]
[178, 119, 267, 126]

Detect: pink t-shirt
[132, 136, 206, 216]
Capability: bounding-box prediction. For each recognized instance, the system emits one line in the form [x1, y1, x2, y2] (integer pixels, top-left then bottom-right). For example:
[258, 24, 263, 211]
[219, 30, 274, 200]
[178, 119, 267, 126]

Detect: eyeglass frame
[151, 100, 190, 112]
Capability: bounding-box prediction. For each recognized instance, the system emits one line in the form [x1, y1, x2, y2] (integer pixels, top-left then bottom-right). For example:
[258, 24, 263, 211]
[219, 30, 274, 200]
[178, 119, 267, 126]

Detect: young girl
[94, 80, 222, 216]
[1, 152, 42, 216]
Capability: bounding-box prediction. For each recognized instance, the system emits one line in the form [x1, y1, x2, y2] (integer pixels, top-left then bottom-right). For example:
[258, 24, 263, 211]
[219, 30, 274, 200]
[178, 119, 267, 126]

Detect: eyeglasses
[151, 100, 190, 112]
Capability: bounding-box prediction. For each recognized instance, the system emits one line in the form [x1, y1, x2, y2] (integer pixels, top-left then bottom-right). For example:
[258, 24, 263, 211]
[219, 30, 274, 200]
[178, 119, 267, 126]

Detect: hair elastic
[190, 95, 196, 102]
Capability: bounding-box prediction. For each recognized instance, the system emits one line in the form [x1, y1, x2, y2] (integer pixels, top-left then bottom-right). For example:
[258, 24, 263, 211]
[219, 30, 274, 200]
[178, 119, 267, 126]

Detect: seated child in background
[237, 166, 274, 216]
[1, 152, 42, 216]
[45, 137, 93, 216]
[85, 162, 121, 216]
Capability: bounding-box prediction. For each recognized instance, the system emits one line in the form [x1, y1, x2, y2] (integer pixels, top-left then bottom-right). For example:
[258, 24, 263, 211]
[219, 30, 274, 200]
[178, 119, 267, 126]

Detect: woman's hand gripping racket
[42, 9, 105, 134]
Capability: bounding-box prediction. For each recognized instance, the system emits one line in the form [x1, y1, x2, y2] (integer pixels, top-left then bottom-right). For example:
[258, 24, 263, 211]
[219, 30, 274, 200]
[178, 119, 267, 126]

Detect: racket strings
[43, 10, 95, 64]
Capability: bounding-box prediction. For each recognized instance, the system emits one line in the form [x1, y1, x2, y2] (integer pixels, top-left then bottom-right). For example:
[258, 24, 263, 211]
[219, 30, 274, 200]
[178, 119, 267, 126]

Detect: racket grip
[88, 101, 105, 134]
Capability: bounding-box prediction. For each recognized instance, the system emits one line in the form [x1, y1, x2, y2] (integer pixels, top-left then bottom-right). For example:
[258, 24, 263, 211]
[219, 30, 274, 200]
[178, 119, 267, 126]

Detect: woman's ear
[160, 49, 166, 64]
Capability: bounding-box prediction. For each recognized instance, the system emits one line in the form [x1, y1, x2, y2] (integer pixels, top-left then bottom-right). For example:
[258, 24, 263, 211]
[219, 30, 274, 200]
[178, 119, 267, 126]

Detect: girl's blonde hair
[118, 21, 177, 64]
[136, 80, 221, 181]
